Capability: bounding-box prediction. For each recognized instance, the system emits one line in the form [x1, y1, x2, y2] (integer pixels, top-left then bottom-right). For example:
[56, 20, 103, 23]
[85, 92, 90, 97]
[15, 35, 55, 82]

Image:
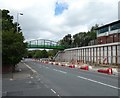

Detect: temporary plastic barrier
[61, 64, 65, 66]
[69, 65, 75, 68]
[55, 62, 58, 65]
[58, 63, 61, 66]
[80, 66, 88, 70]
[97, 68, 112, 75]
[107, 68, 112, 75]
[44, 61, 48, 64]
[65, 63, 69, 67]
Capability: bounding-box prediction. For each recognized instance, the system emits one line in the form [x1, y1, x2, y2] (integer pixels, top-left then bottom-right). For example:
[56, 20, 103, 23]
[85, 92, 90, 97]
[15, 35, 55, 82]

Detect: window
[110, 22, 120, 31]
[98, 26, 109, 34]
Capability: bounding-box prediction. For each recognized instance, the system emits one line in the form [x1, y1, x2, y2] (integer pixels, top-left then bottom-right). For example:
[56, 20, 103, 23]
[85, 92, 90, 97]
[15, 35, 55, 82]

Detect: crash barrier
[37, 60, 115, 75]
[68, 65, 75, 68]
[80, 66, 88, 70]
[97, 68, 112, 75]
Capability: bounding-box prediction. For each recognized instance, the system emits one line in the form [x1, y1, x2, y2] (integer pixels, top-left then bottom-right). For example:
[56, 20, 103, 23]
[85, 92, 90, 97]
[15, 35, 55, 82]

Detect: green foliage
[27, 51, 36, 58]
[73, 32, 86, 47]
[59, 24, 98, 48]
[2, 9, 27, 67]
[27, 49, 58, 59]
[59, 34, 72, 48]
[27, 50, 49, 58]
[48, 49, 58, 57]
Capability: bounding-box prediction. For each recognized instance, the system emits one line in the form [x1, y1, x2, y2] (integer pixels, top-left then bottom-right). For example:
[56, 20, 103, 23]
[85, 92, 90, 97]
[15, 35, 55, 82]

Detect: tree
[48, 49, 58, 57]
[41, 50, 48, 58]
[73, 32, 86, 47]
[2, 9, 27, 71]
[59, 34, 72, 48]
[72, 24, 98, 47]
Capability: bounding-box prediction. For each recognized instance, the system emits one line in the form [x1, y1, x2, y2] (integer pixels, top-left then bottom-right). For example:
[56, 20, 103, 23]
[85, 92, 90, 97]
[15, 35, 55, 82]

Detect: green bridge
[27, 39, 65, 50]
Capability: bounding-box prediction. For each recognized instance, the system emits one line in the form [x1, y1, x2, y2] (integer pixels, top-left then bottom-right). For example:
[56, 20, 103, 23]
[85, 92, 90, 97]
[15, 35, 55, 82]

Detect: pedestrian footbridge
[27, 39, 65, 50]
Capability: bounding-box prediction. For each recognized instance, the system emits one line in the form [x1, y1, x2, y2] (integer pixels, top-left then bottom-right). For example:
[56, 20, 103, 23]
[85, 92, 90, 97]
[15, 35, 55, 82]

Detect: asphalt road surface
[23, 59, 119, 96]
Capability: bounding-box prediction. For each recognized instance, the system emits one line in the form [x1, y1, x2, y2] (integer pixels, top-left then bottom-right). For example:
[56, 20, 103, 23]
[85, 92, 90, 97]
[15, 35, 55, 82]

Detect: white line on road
[24, 63, 37, 73]
[77, 76, 120, 90]
[46, 67, 49, 69]
[53, 69, 67, 74]
[51, 89, 57, 94]
[44, 84, 49, 88]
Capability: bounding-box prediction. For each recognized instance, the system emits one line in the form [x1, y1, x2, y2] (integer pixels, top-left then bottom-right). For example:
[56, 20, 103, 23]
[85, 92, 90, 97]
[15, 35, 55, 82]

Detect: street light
[17, 13, 23, 32]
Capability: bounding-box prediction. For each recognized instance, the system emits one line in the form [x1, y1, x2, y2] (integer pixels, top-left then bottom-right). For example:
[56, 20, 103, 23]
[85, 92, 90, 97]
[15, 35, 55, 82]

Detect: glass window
[98, 26, 109, 34]
[110, 22, 120, 31]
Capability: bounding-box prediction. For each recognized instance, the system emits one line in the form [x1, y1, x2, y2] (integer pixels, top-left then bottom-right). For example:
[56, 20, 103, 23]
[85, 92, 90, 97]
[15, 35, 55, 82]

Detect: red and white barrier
[61, 64, 65, 66]
[97, 68, 112, 75]
[80, 65, 88, 70]
[69, 65, 75, 68]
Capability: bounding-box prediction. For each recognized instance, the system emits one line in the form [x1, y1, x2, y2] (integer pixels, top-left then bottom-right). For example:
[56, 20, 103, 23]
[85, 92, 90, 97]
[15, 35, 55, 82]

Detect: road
[23, 59, 119, 96]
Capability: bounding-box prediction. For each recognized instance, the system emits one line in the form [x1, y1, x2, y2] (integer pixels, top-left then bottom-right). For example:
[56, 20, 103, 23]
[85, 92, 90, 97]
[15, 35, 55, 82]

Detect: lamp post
[17, 13, 23, 32]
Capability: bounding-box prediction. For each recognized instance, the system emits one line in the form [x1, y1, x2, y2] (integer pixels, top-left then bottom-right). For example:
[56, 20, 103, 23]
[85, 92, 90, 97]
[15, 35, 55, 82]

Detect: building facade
[96, 20, 120, 44]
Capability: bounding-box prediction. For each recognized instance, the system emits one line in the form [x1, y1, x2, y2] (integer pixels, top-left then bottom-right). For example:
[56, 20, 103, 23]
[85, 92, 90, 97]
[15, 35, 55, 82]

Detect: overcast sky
[0, 0, 119, 42]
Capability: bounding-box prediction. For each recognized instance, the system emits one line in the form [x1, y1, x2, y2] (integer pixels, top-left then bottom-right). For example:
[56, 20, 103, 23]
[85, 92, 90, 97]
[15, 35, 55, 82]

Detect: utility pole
[17, 13, 23, 32]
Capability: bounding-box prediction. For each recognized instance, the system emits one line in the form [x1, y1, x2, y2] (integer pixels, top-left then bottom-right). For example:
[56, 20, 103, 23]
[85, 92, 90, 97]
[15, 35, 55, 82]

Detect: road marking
[46, 67, 49, 69]
[53, 69, 58, 71]
[24, 63, 37, 73]
[59, 70, 67, 74]
[53, 69, 67, 74]
[51, 89, 57, 94]
[77, 76, 120, 90]
[44, 84, 49, 88]
[30, 76, 33, 79]
[9, 78, 14, 81]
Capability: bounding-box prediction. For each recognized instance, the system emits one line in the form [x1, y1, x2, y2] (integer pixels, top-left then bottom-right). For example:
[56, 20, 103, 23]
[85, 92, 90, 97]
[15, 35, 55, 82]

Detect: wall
[55, 42, 120, 66]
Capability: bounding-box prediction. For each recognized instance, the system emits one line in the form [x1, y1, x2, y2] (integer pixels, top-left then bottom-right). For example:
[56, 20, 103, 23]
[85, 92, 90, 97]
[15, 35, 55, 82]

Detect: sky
[0, 0, 119, 42]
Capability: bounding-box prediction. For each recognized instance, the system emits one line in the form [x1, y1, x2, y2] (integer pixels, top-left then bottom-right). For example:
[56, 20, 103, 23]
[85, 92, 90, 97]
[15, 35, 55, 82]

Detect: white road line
[53, 69, 67, 74]
[46, 67, 49, 69]
[44, 84, 49, 88]
[24, 63, 37, 73]
[53, 69, 58, 71]
[77, 76, 120, 90]
[51, 89, 57, 94]
[59, 70, 67, 74]
[9, 78, 13, 81]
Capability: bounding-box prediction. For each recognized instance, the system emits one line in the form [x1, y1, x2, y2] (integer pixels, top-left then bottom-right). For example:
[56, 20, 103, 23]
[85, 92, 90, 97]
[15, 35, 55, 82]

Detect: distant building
[96, 20, 120, 44]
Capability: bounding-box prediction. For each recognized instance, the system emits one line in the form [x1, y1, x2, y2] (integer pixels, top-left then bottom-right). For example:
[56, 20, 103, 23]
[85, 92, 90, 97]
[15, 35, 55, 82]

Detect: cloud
[0, 0, 119, 42]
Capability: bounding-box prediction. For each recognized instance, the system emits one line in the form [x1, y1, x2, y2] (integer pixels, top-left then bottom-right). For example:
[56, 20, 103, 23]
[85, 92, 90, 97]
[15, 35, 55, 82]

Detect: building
[96, 20, 120, 44]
